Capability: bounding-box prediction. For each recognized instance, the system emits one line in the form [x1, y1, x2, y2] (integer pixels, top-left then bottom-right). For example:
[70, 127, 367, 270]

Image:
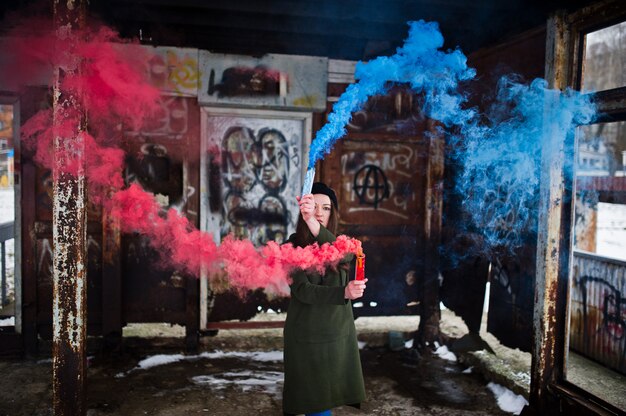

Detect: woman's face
[312, 194, 332, 228]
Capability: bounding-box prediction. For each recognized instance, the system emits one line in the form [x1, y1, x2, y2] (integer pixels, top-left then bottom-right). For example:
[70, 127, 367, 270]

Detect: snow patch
[487, 382, 528, 415]
[463, 366, 473, 374]
[191, 370, 283, 396]
[357, 341, 367, 350]
[0, 316, 14, 326]
[126, 350, 284, 374]
[137, 354, 186, 370]
[404, 338, 414, 349]
[434, 342, 457, 362]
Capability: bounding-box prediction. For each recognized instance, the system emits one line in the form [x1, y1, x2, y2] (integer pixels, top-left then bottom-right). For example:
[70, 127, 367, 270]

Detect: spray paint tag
[301, 167, 315, 196]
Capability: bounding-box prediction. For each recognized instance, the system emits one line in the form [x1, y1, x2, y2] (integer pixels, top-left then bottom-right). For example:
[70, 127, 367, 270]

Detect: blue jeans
[306, 411, 331, 416]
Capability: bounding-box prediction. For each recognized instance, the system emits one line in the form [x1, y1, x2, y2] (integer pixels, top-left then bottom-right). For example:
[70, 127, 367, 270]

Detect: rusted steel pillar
[52, 1, 88, 415]
[530, 11, 573, 415]
[416, 120, 445, 345]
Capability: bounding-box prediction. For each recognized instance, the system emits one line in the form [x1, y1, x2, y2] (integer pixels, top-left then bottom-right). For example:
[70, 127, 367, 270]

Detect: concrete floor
[0, 310, 517, 416]
[2, 308, 624, 414]
[567, 351, 626, 410]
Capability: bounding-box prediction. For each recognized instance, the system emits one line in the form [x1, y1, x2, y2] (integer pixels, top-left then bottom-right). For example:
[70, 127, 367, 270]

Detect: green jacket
[283, 225, 366, 414]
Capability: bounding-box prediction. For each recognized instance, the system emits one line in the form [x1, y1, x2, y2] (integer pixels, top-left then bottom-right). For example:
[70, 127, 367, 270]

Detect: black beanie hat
[311, 182, 338, 209]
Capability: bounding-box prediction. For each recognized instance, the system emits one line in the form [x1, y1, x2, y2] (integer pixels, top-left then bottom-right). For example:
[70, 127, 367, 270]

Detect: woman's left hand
[344, 279, 367, 300]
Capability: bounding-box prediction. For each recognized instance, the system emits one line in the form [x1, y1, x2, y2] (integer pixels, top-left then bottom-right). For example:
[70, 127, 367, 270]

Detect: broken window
[582, 21, 626, 92]
[567, 17, 626, 412]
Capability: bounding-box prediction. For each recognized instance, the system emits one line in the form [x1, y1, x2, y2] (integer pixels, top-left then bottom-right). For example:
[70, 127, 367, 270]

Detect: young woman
[283, 182, 367, 416]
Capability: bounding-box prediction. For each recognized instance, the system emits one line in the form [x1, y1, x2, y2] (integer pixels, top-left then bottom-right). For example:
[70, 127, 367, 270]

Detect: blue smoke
[455, 78, 595, 249]
[309, 20, 596, 251]
[308, 20, 476, 168]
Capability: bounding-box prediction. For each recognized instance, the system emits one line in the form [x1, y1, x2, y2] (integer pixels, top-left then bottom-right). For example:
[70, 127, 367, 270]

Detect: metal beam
[530, 10, 574, 415]
[52, 1, 88, 415]
[103, 7, 408, 42]
[416, 120, 445, 345]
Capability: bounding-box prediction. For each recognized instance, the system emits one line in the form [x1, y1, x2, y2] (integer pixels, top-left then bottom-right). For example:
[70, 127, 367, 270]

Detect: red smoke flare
[4, 17, 362, 295]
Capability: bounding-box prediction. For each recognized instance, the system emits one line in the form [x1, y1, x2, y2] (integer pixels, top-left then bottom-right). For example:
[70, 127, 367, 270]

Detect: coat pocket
[294, 305, 352, 344]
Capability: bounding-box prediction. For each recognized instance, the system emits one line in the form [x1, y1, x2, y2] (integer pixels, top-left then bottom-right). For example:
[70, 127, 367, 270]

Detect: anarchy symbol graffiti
[353, 164, 390, 209]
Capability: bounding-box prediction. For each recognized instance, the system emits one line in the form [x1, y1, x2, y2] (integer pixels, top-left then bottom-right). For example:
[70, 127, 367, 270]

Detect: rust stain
[52, 1, 88, 415]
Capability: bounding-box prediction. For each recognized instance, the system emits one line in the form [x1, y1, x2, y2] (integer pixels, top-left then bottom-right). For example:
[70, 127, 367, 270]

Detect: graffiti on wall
[570, 253, 626, 374]
[199, 52, 328, 111]
[208, 66, 282, 98]
[575, 275, 625, 344]
[125, 143, 194, 213]
[205, 112, 305, 245]
[340, 143, 418, 221]
[346, 87, 424, 134]
[36, 236, 101, 282]
[126, 96, 189, 138]
[353, 164, 390, 209]
[145, 47, 200, 96]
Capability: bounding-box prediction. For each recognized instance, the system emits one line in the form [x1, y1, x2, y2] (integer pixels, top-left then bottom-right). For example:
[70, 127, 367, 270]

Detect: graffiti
[257, 195, 288, 243]
[37, 236, 101, 280]
[199, 53, 327, 111]
[570, 252, 626, 374]
[125, 143, 188, 211]
[208, 66, 282, 98]
[346, 88, 423, 134]
[38, 238, 53, 278]
[290, 145, 300, 169]
[341, 144, 417, 220]
[220, 126, 295, 245]
[221, 127, 259, 194]
[353, 164, 389, 209]
[127, 96, 189, 137]
[258, 128, 289, 193]
[293, 95, 319, 108]
[576, 275, 625, 342]
[147, 48, 200, 95]
[165, 51, 200, 93]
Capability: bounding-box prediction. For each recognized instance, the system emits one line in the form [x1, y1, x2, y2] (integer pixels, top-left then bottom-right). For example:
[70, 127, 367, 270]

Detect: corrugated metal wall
[570, 250, 626, 375]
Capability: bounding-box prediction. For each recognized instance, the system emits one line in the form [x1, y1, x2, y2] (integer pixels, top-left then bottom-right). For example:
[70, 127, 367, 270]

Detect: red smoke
[221, 234, 362, 294]
[4, 18, 362, 295]
[111, 184, 362, 295]
[12, 20, 161, 197]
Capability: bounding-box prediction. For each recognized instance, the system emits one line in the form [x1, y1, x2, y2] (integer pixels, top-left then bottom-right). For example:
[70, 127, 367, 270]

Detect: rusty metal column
[416, 120, 445, 345]
[52, 1, 88, 415]
[530, 11, 573, 415]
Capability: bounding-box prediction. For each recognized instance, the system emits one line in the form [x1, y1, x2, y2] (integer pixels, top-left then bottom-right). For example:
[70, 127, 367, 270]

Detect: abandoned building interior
[0, 0, 625, 415]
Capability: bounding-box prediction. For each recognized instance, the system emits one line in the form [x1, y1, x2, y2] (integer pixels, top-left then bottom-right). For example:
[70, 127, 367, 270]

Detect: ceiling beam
[101, 5, 411, 42]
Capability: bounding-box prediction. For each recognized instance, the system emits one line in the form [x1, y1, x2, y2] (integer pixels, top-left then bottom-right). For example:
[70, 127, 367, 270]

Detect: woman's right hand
[296, 194, 315, 222]
[344, 279, 367, 300]
[296, 194, 321, 237]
